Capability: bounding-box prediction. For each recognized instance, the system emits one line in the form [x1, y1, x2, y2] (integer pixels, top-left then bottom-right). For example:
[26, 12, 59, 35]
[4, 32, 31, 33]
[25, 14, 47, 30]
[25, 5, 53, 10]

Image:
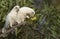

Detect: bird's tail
[2, 21, 9, 33]
[2, 28, 6, 33]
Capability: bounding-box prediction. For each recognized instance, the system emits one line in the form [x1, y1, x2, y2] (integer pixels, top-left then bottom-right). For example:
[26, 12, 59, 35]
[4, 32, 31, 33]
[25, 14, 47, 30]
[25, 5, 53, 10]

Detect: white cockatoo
[2, 5, 20, 33]
[2, 6, 35, 34]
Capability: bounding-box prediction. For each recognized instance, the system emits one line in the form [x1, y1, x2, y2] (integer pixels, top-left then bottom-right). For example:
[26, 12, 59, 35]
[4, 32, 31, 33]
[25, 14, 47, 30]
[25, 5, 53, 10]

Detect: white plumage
[2, 6, 35, 34]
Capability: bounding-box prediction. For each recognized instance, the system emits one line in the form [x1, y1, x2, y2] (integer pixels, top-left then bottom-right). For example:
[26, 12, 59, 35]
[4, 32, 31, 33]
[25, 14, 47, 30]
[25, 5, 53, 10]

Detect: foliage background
[0, 0, 60, 39]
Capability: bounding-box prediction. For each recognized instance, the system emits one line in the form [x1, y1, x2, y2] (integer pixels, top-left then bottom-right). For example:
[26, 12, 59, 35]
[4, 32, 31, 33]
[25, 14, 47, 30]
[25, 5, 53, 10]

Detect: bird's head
[19, 7, 35, 19]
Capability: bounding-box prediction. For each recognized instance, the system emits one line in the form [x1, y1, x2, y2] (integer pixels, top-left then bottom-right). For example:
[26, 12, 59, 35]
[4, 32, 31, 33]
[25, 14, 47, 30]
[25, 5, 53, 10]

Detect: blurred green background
[0, 0, 60, 39]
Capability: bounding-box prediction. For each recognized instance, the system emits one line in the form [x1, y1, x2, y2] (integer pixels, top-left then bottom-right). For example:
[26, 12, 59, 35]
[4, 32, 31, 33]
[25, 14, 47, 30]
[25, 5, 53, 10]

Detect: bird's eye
[32, 12, 35, 14]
